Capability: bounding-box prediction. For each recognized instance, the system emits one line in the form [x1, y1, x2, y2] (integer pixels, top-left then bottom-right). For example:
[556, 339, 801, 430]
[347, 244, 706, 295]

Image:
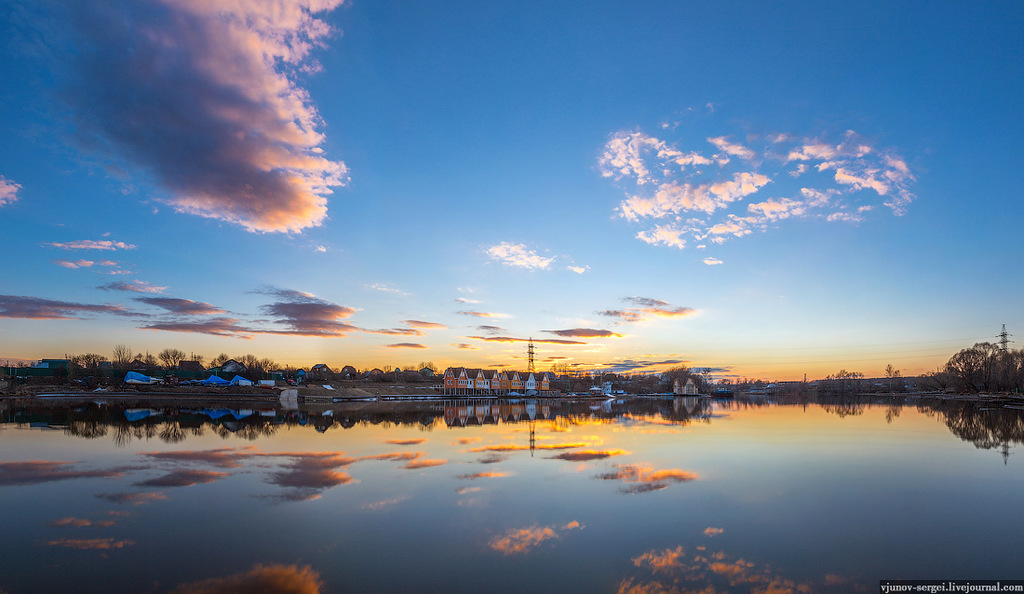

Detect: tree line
[920, 342, 1024, 394]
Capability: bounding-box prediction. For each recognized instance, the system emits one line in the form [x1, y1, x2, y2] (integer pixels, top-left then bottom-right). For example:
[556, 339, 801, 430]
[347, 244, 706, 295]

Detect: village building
[442, 367, 558, 396]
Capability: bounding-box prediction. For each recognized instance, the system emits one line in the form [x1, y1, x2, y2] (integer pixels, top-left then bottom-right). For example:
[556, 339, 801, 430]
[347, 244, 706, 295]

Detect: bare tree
[112, 345, 133, 370]
[210, 353, 230, 367]
[158, 348, 187, 369]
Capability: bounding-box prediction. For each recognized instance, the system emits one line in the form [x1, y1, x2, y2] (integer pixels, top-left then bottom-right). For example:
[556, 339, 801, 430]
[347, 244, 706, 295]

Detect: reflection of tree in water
[917, 398, 1024, 462]
[159, 421, 188, 444]
[815, 393, 867, 418]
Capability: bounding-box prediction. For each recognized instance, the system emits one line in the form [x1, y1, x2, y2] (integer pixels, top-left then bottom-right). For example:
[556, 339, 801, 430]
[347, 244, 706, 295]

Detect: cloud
[46, 538, 135, 550]
[362, 496, 410, 510]
[54, 259, 95, 269]
[489, 526, 559, 555]
[567, 265, 590, 274]
[385, 343, 427, 349]
[545, 328, 624, 338]
[457, 472, 507, 479]
[51, 517, 116, 528]
[550, 449, 630, 462]
[171, 564, 323, 594]
[467, 336, 587, 345]
[636, 223, 688, 249]
[455, 297, 480, 304]
[456, 311, 508, 318]
[702, 257, 723, 266]
[486, 242, 554, 269]
[256, 452, 356, 501]
[134, 469, 230, 488]
[403, 320, 447, 329]
[367, 283, 410, 295]
[257, 288, 359, 337]
[597, 297, 697, 324]
[403, 459, 448, 469]
[476, 325, 505, 334]
[454, 343, 477, 350]
[358, 452, 422, 462]
[596, 464, 698, 493]
[140, 447, 257, 468]
[704, 527, 724, 537]
[471, 442, 592, 453]
[379, 440, 423, 448]
[603, 126, 916, 254]
[60, 0, 347, 233]
[134, 297, 225, 315]
[44, 240, 135, 251]
[0, 296, 131, 320]
[315, 245, 328, 253]
[141, 317, 256, 338]
[96, 491, 167, 506]
[632, 546, 688, 573]
[0, 175, 21, 206]
[98, 280, 167, 294]
[0, 461, 124, 485]
[707, 136, 755, 160]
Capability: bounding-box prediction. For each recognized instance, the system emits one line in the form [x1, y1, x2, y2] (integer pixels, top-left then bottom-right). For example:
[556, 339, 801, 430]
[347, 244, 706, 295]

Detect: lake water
[1, 395, 1022, 593]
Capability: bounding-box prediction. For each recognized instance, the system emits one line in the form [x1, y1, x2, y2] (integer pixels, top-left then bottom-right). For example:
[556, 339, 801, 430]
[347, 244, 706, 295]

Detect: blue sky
[1, 0, 1021, 380]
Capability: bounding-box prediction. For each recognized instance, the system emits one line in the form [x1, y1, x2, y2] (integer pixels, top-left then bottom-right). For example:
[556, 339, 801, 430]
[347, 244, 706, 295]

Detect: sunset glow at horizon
[1, 1, 1021, 381]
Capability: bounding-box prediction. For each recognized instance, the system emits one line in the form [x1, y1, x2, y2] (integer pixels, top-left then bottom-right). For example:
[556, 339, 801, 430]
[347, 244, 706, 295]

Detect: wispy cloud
[140, 317, 255, 338]
[366, 283, 410, 295]
[707, 136, 755, 160]
[44, 240, 135, 251]
[544, 328, 624, 338]
[135, 297, 224, 315]
[59, 0, 348, 233]
[467, 336, 587, 345]
[54, 259, 95, 269]
[98, 280, 167, 294]
[0, 461, 123, 485]
[0, 175, 21, 206]
[486, 242, 554, 269]
[456, 310, 508, 319]
[172, 564, 323, 593]
[567, 265, 590, 274]
[550, 449, 630, 462]
[385, 343, 427, 349]
[455, 297, 480, 304]
[46, 538, 135, 550]
[134, 469, 229, 488]
[256, 288, 359, 337]
[0, 295, 129, 320]
[597, 297, 697, 324]
[702, 257, 723, 266]
[596, 464, 698, 493]
[403, 320, 447, 329]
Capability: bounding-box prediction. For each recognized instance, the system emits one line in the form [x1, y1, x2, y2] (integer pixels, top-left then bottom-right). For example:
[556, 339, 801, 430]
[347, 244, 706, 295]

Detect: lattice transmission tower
[997, 324, 1013, 352]
[527, 338, 535, 373]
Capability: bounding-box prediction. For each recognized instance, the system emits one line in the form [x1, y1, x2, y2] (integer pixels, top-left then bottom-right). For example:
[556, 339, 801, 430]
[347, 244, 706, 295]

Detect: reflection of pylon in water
[529, 420, 535, 457]
[527, 338, 535, 374]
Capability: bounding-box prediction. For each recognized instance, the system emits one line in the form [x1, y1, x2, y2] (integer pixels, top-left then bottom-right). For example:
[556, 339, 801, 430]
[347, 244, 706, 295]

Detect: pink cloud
[62, 0, 347, 233]
[0, 175, 20, 206]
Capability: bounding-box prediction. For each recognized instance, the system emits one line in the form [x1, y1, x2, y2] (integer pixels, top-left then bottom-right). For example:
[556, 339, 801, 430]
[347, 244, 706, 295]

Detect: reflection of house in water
[442, 400, 552, 427]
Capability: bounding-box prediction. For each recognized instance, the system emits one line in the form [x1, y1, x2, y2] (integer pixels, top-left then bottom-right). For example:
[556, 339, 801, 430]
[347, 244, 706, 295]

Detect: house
[367, 368, 385, 381]
[309, 364, 333, 381]
[178, 361, 204, 373]
[419, 367, 435, 378]
[221, 359, 247, 374]
[339, 365, 358, 379]
[443, 367, 470, 395]
[673, 377, 698, 395]
[33, 359, 70, 369]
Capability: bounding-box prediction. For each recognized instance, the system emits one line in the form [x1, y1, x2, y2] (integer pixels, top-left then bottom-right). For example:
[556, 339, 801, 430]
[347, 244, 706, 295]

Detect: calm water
[1, 395, 1023, 593]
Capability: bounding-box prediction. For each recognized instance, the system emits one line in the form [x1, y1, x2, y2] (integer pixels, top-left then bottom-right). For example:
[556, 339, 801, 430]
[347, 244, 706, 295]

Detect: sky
[1, 0, 1022, 381]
